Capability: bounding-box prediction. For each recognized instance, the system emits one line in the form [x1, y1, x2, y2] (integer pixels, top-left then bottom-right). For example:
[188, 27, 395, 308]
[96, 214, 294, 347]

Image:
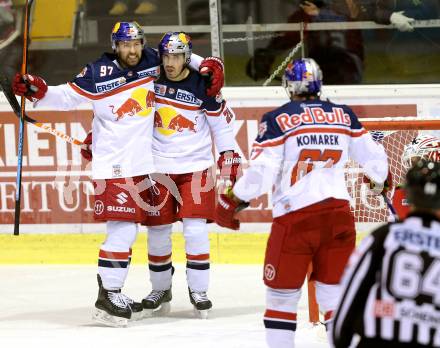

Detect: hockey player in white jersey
[12, 22, 225, 327]
[332, 159, 440, 348]
[215, 58, 390, 347]
[141, 32, 241, 319]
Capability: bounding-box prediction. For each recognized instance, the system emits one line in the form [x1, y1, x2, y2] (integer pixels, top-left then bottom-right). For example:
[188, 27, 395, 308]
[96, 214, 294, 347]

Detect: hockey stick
[382, 192, 399, 222]
[14, 0, 33, 236]
[0, 73, 84, 146]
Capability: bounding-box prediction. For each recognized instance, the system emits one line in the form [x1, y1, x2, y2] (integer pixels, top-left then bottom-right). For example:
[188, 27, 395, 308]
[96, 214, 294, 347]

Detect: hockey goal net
[347, 118, 440, 227]
[307, 117, 440, 324]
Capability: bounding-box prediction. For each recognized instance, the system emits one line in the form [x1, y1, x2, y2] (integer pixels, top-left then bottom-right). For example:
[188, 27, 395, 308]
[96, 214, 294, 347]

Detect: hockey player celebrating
[12, 22, 224, 327]
[393, 134, 440, 220]
[141, 32, 241, 319]
[332, 159, 440, 348]
[215, 58, 390, 347]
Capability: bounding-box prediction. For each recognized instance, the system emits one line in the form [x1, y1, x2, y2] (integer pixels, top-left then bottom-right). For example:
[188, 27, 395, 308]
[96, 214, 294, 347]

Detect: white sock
[183, 218, 209, 292]
[147, 224, 173, 290]
[98, 221, 138, 290]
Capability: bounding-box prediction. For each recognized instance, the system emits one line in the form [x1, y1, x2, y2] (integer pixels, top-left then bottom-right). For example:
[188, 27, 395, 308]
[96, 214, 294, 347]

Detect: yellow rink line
[0, 231, 369, 265]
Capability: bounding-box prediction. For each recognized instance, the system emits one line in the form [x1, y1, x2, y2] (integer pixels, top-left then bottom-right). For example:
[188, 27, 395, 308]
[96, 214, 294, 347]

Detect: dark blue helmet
[283, 58, 323, 96]
[111, 22, 145, 50]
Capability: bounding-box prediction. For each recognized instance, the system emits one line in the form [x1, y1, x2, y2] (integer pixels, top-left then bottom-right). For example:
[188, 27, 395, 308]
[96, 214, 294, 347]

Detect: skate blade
[143, 301, 171, 318]
[92, 308, 128, 327]
[193, 307, 210, 319]
[302, 322, 327, 343]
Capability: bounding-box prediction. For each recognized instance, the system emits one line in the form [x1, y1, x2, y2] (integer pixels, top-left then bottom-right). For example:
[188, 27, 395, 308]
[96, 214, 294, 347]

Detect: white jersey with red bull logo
[152, 70, 235, 174]
[35, 48, 160, 179]
[233, 99, 389, 218]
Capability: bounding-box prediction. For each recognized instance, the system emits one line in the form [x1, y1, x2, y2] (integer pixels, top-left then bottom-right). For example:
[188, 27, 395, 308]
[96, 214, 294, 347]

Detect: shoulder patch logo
[258, 121, 268, 138]
[223, 107, 234, 124]
[215, 92, 223, 103]
[76, 67, 87, 78]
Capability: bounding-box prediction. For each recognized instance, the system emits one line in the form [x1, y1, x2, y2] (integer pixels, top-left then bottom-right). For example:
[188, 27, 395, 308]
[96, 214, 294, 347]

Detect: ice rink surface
[0, 265, 328, 348]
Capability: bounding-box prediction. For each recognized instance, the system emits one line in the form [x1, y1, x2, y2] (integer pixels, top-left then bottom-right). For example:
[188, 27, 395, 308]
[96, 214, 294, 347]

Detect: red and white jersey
[392, 185, 410, 220]
[35, 49, 160, 179]
[152, 70, 235, 174]
[233, 99, 389, 218]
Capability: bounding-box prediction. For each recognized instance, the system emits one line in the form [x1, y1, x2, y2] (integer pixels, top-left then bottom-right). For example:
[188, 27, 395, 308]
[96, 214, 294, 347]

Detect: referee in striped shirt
[332, 159, 440, 348]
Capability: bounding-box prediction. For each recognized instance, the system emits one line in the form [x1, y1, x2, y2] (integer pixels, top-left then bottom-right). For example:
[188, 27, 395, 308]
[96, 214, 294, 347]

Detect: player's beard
[119, 52, 141, 68]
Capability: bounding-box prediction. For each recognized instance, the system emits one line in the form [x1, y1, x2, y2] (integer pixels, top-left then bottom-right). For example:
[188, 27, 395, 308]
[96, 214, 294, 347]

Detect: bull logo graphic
[154, 111, 163, 128]
[110, 98, 143, 121]
[154, 106, 198, 135]
[168, 115, 197, 133]
[109, 88, 155, 121]
[146, 89, 155, 108]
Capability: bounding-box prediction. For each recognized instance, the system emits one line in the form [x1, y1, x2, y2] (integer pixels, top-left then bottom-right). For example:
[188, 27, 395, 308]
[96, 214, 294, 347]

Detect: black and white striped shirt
[332, 212, 440, 348]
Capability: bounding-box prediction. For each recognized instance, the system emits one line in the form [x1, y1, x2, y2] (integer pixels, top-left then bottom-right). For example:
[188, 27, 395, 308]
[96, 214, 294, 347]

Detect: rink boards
[1, 85, 440, 264]
[0, 225, 375, 264]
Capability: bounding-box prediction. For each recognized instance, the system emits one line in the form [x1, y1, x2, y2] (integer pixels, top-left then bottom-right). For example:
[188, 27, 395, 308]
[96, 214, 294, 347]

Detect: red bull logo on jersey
[154, 106, 197, 135]
[109, 88, 155, 121]
[110, 98, 143, 120]
[154, 111, 163, 128]
[275, 107, 351, 132]
[145, 89, 155, 108]
[168, 114, 197, 132]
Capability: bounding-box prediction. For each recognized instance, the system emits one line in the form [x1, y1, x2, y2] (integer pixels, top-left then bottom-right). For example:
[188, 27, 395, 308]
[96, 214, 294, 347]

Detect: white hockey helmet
[402, 135, 440, 169]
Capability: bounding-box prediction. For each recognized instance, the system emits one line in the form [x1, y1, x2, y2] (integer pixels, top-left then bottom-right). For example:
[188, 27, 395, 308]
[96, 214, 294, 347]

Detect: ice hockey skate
[142, 288, 172, 317]
[120, 293, 144, 321]
[96, 274, 144, 321]
[93, 275, 143, 326]
[188, 288, 212, 319]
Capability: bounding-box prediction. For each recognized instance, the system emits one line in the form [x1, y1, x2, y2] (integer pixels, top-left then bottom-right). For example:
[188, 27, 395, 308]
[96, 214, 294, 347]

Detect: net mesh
[347, 128, 418, 223]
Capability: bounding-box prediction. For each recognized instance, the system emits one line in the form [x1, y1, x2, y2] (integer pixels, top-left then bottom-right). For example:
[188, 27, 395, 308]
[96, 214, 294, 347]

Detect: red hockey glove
[199, 56, 224, 97]
[216, 187, 249, 230]
[80, 131, 93, 161]
[12, 73, 48, 102]
[218, 151, 242, 185]
[363, 170, 393, 195]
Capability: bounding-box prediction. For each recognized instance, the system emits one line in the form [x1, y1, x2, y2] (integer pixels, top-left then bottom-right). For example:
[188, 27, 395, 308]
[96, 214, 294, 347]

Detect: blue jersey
[233, 98, 388, 217]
